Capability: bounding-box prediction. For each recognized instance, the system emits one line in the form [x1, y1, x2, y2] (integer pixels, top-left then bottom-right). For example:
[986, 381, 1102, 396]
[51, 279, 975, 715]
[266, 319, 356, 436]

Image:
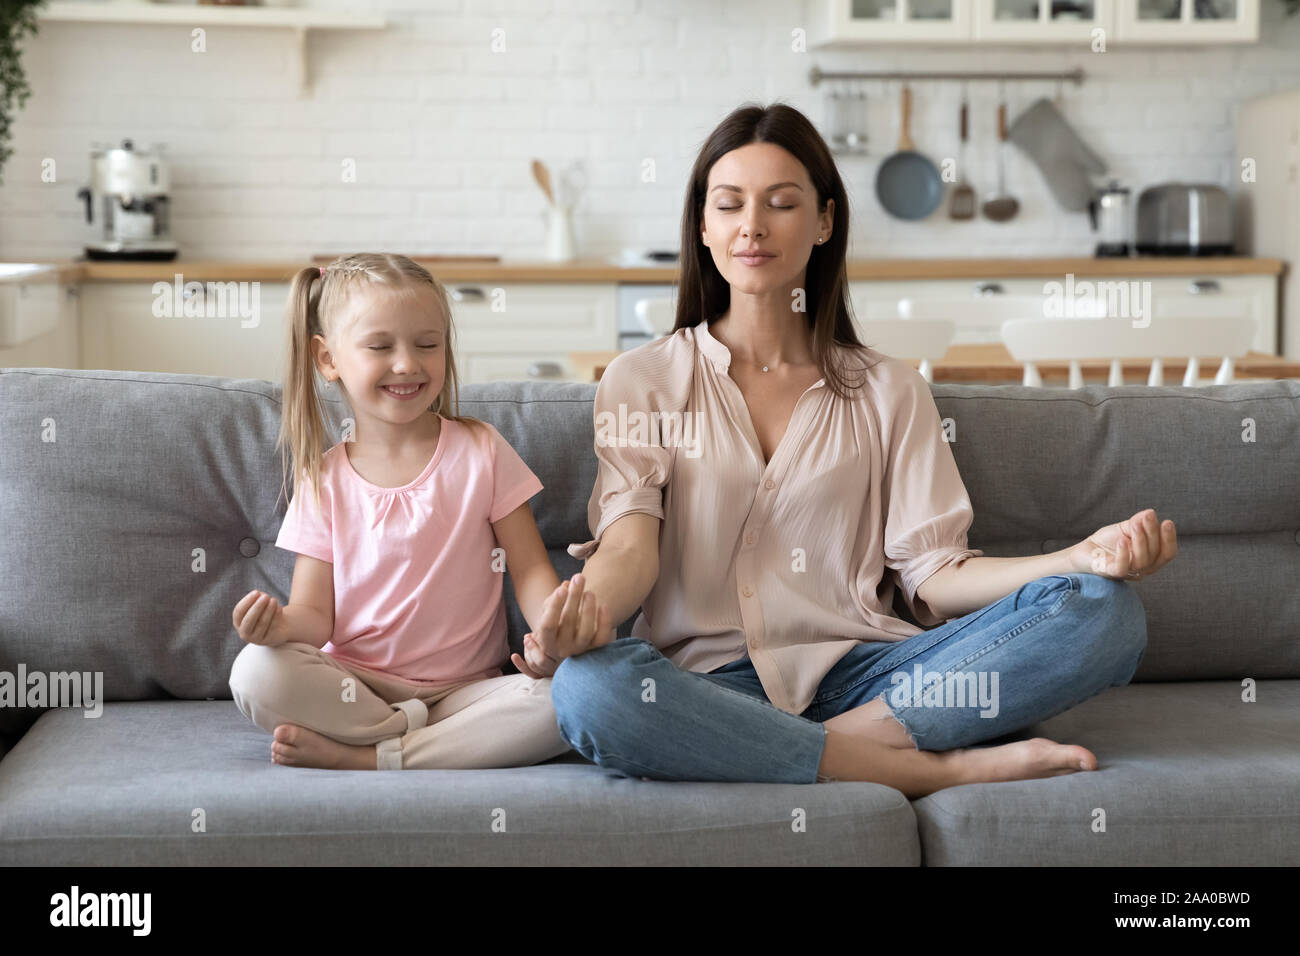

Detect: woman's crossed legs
[551, 573, 1147, 797]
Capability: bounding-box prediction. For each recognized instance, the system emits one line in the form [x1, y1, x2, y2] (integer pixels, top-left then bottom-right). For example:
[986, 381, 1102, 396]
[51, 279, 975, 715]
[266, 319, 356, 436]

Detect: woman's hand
[233, 589, 289, 646]
[1068, 508, 1178, 582]
[510, 574, 613, 679]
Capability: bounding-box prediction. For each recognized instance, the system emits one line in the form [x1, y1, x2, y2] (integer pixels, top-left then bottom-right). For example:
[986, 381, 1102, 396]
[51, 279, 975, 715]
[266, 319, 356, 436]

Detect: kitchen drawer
[446, 282, 617, 350]
[461, 351, 592, 385]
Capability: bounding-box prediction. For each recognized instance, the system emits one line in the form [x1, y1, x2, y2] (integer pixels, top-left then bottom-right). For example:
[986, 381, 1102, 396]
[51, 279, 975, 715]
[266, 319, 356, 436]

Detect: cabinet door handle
[1189, 280, 1222, 294]
[528, 361, 563, 378]
[975, 282, 1005, 295]
[450, 287, 486, 302]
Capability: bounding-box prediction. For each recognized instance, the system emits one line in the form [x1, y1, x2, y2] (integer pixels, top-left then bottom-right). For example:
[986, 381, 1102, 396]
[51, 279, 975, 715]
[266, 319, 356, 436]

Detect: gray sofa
[2, 366, 1298, 866]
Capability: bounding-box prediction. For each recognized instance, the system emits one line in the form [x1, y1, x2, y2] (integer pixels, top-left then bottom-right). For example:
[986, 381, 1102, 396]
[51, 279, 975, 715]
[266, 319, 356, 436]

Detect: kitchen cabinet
[0, 276, 80, 371]
[849, 272, 1277, 353]
[444, 282, 618, 384]
[30, 259, 1282, 381]
[973, 0, 1114, 43]
[78, 280, 617, 385]
[810, 0, 974, 44]
[1114, 0, 1259, 42]
[80, 281, 291, 380]
[811, 0, 1257, 43]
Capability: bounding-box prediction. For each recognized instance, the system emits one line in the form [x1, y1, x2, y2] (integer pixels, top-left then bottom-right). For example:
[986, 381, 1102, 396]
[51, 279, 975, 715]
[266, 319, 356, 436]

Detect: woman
[525, 102, 1177, 798]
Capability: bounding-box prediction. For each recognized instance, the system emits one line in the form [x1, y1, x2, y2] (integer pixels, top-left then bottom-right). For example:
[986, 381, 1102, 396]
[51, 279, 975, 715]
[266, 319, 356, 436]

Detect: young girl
[229, 253, 610, 770]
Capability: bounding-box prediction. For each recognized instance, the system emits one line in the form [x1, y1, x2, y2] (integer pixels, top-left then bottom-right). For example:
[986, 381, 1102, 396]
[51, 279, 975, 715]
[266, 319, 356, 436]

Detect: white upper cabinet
[1113, 0, 1259, 43]
[811, 0, 1259, 44]
[974, 1, 1114, 43]
[810, 0, 974, 44]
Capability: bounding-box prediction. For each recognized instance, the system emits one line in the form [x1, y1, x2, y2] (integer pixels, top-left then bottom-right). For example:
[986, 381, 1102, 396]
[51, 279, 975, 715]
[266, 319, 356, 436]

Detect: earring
[817, 237, 824, 244]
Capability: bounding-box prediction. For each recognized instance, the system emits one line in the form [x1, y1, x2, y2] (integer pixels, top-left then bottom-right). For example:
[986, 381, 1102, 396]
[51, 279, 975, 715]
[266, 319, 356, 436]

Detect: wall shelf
[38, 2, 388, 95]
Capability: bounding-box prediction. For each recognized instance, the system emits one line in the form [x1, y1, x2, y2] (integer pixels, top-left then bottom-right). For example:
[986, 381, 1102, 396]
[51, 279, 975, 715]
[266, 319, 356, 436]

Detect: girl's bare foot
[271, 723, 377, 770]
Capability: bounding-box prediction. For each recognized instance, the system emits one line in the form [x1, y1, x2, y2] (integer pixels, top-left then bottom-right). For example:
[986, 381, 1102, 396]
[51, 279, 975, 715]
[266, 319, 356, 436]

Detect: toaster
[1135, 182, 1234, 256]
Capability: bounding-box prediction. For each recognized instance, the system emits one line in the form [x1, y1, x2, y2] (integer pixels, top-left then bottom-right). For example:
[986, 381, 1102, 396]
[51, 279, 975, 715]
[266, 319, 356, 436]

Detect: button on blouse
[568, 320, 983, 716]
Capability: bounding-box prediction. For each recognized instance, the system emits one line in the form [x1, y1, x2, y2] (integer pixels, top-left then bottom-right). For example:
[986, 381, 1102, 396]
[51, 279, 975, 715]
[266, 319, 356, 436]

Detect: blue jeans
[550, 573, 1147, 784]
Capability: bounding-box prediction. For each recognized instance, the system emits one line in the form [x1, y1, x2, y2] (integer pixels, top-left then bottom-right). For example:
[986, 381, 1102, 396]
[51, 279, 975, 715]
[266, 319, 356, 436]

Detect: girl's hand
[510, 574, 613, 679]
[1069, 509, 1178, 582]
[233, 590, 289, 646]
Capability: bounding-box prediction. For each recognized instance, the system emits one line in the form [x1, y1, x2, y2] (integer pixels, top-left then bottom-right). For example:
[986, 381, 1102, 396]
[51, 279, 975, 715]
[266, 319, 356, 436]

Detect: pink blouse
[567, 319, 983, 716]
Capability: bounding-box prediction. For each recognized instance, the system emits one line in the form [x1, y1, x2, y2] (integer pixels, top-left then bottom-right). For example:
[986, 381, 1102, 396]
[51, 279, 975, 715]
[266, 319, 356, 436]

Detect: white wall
[4, 0, 1299, 262]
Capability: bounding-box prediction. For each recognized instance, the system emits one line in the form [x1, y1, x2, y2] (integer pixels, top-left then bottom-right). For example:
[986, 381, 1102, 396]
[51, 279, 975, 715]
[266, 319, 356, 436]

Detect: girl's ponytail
[276, 265, 331, 521]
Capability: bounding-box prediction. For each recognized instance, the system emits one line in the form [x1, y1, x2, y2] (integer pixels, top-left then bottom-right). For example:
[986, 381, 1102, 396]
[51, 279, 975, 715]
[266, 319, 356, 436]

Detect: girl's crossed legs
[229, 641, 570, 770]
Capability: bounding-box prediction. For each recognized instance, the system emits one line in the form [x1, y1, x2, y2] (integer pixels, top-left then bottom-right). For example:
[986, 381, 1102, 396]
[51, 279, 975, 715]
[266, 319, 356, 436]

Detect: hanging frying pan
[875, 84, 944, 220]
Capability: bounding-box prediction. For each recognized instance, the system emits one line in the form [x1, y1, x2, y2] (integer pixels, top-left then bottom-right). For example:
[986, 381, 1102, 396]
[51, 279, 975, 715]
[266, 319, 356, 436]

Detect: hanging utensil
[845, 85, 868, 153]
[826, 81, 867, 155]
[531, 159, 555, 207]
[949, 84, 976, 220]
[875, 84, 943, 221]
[982, 83, 1020, 222]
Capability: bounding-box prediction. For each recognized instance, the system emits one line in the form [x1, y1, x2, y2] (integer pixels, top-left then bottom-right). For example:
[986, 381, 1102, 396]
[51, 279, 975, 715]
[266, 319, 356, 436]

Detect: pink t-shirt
[274, 416, 543, 685]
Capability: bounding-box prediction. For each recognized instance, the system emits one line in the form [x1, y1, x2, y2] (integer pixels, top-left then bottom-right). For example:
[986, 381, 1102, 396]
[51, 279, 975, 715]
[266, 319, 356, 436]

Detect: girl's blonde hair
[276, 252, 484, 517]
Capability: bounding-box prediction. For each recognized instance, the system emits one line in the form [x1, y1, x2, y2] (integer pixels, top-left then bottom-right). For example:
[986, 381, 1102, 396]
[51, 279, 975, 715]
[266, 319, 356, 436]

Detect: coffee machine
[76, 139, 178, 260]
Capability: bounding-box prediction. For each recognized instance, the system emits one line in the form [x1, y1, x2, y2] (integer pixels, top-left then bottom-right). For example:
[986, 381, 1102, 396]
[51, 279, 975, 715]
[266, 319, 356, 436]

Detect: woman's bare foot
[819, 730, 1097, 797]
[271, 723, 377, 770]
[950, 737, 1097, 785]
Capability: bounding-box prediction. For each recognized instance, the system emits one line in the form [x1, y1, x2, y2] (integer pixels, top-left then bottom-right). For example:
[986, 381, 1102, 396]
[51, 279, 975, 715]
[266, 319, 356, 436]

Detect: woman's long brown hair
[674, 102, 875, 398]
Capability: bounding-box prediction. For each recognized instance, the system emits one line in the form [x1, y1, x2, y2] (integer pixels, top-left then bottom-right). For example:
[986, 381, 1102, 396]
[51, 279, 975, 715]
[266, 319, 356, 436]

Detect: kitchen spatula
[949, 96, 975, 220]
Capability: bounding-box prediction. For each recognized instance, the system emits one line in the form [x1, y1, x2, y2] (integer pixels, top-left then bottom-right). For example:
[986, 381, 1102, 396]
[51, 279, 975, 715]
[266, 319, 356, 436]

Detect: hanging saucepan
[875, 84, 944, 220]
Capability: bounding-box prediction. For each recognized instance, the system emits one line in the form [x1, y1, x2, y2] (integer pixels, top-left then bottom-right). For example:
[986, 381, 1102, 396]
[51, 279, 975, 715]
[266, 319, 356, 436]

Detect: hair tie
[318, 267, 324, 277]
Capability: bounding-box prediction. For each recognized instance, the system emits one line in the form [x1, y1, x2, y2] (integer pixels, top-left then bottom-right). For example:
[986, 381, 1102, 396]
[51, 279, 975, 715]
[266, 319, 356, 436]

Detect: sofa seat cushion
[0, 701, 919, 866]
[912, 680, 1300, 865]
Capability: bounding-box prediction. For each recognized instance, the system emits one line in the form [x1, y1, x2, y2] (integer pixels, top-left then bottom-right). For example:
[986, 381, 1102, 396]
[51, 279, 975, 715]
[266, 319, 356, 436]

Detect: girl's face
[699, 141, 834, 298]
[313, 284, 448, 428]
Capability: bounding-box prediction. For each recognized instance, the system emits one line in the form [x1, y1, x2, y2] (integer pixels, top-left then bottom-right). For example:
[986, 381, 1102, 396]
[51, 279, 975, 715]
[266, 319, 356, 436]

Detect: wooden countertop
[3, 256, 1286, 284]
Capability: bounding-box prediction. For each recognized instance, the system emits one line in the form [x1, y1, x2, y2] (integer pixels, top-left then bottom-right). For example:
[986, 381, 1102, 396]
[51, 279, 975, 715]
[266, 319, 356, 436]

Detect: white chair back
[633, 297, 676, 338]
[899, 295, 1108, 323]
[1001, 316, 1257, 388]
[857, 319, 956, 382]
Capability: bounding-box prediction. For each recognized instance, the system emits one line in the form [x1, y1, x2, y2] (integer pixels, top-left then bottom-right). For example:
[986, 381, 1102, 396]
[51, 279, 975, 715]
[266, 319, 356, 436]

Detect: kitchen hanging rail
[809, 66, 1085, 86]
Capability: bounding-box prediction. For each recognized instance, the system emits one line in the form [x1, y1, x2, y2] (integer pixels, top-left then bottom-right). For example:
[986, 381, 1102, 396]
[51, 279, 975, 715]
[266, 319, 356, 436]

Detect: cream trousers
[229, 641, 570, 770]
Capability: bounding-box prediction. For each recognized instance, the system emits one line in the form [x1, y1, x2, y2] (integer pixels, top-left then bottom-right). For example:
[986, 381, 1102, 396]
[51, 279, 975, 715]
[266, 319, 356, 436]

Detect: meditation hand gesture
[511, 573, 614, 679]
[1069, 508, 1178, 582]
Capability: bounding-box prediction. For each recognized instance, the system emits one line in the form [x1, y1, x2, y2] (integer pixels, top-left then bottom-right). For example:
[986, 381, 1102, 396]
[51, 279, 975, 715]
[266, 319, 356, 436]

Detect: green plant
[1280, 0, 1300, 16]
[0, 0, 43, 187]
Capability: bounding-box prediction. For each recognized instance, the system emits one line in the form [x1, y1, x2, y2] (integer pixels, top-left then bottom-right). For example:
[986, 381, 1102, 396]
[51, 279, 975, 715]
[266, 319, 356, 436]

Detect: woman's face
[699, 141, 834, 298]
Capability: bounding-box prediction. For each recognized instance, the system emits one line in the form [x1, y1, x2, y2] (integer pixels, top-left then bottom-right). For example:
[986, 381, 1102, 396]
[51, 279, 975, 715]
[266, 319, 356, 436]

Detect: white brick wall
[3, 0, 1299, 261]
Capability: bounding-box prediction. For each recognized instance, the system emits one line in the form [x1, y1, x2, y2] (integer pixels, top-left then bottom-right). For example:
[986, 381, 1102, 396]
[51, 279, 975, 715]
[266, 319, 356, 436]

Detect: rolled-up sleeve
[880, 362, 983, 626]
[567, 349, 677, 560]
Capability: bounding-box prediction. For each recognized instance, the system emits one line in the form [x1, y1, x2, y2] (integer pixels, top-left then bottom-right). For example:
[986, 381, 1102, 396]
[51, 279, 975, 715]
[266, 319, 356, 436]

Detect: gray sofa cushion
[0, 700, 919, 866]
[912, 680, 1300, 865]
[2, 368, 1298, 750]
[937, 382, 1300, 682]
